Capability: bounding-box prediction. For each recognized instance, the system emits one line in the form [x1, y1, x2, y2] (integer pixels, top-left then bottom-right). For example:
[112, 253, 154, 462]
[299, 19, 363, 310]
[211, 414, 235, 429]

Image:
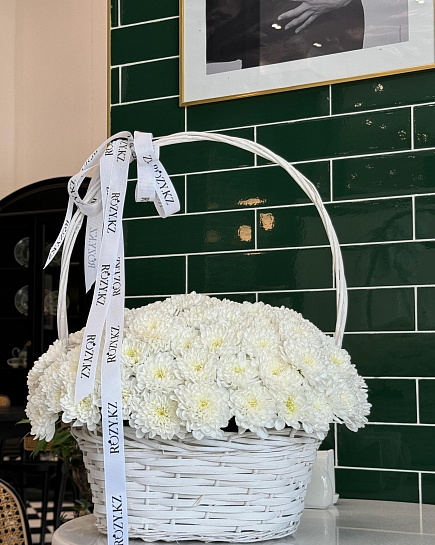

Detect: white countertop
[53, 499, 435, 545]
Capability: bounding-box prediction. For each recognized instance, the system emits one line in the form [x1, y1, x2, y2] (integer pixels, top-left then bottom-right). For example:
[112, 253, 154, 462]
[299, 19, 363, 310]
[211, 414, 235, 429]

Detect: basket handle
[156, 131, 348, 347]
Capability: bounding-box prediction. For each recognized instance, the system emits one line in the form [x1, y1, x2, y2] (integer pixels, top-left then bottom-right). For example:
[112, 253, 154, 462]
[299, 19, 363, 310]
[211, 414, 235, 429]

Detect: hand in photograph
[278, 0, 353, 33]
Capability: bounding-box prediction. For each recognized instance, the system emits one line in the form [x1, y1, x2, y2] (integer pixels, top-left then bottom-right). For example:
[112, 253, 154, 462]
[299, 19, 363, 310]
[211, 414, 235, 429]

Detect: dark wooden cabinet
[0, 178, 90, 405]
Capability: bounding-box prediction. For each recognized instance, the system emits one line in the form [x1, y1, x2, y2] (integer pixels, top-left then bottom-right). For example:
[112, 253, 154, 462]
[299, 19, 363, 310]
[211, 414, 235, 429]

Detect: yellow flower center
[248, 398, 259, 408]
[210, 338, 224, 351]
[199, 399, 209, 409]
[154, 368, 166, 379]
[155, 406, 169, 418]
[233, 365, 245, 374]
[331, 356, 342, 366]
[285, 396, 295, 413]
[193, 361, 204, 372]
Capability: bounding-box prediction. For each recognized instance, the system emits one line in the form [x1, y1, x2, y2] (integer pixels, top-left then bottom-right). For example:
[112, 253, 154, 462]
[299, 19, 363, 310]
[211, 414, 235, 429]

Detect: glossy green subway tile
[188, 248, 332, 294]
[257, 199, 412, 248]
[121, 58, 178, 103]
[415, 105, 435, 149]
[123, 177, 185, 219]
[333, 150, 435, 201]
[125, 256, 185, 296]
[111, 98, 184, 137]
[332, 69, 435, 114]
[417, 287, 435, 331]
[342, 242, 435, 287]
[342, 333, 435, 377]
[335, 469, 418, 503]
[259, 291, 336, 333]
[111, 68, 120, 104]
[125, 296, 166, 309]
[366, 379, 417, 423]
[415, 195, 435, 239]
[319, 426, 335, 452]
[124, 211, 255, 257]
[159, 129, 255, 175]
[258, 288, 414, 333]
[422, 474, 435, 504]
[186, 163, 330, 213]
[257, 109, 411, 163]
[120, 0, 178, 25]
[419, 381, 435, 425]
[337, 425, 435, 471]
[187, 86, 329, 131]
[111, 0, 118, 28]
[111, 19, 178, 66]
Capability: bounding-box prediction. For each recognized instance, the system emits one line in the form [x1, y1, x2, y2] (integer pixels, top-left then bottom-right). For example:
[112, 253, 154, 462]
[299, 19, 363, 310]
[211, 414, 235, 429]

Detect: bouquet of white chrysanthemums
[27, 293, 370, 443]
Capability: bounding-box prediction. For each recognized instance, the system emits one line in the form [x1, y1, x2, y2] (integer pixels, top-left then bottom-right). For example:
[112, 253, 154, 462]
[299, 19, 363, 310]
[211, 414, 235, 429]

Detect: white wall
[0, 0, 108, 202]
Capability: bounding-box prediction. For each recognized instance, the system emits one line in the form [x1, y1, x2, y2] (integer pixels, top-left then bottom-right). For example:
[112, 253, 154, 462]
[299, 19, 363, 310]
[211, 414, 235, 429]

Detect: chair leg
[40, 470, 50, 545]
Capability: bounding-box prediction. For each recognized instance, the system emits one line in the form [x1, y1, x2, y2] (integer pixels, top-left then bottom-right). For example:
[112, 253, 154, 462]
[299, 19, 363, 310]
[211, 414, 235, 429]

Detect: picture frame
[180, 0, 435, 106]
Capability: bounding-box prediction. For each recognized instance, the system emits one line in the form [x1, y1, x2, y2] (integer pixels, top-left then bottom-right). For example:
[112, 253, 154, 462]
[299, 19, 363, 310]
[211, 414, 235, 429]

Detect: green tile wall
[111, 0, 435, 505]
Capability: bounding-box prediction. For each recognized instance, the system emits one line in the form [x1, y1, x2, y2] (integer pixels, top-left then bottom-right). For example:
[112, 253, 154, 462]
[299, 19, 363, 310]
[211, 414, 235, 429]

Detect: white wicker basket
[73, 426, 321, 542]
[64, 130, 348, 542]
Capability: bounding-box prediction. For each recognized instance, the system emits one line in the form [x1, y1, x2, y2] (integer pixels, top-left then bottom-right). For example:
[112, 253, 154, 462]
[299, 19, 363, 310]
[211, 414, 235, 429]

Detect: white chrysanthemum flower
[135, 352, 180, 392]
[128, 311, 173, 352]
[170, 325, 199, 355]
[174, 383, 230, 440]
[40, 359, 64, 414]
[230, 384, 277, 438]
[25, 393, 58, 441]
[258, 353, 303, 392]
[286, 340, 330, 390]
[199, 323, 238, 354]
[217, 353, 259, 388]
[130, 391, 184, 440]
[121, 337, 147, 367]
[175, 347, 218, 384]
[241, 327, 280, 358]
[302, 391, 334, 439]
[273, 388, 307, 431]
[68, 328, 85, 348]
[28, 338, 66, 389]
[60, 382, 101, 431]
[328, 379, 370, 431]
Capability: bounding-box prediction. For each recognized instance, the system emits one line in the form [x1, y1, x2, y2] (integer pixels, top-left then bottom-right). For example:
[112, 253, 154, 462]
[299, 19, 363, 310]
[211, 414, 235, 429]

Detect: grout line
[255, 292, 259, 302]
[416, 379, 420, 425]
[336, 466, 435, 474]
[411, 105, 415, 151]
[185, 106, 187, 132]
[111, 55, 179, 69]
[412, 195, 417, 240]
[118, 67, 122, 103]
[254, 126, 257, 166]
[185, 256, 188, 294]
[329, 85, 332, 116]
[114, 15, 179, 29]
[363, 376, 435, 380]
[415, 286, 418, 332]
[254, 209, 258, 250]
[418, 473, 423, 532]
[334, 423, 338, 466]
[329, 159, 333, 202]
[366, 421, 435, 427]
[117, 0, 120, 28]
[119, 95, 179, 106]
[184, 174, 187, 214]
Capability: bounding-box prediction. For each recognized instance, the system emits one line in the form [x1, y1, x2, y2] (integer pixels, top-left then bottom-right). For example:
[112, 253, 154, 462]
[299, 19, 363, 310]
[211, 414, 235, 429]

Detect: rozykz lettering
[96, 265, 111, 306]
[106, 326, 120, 364]
[87, 228, 98, 269]
[117, 140, 128, 163]
[111, 495, 124, 545]
[80, 334, 96, 379]
[107, 193, 121, 233]
[153, 164, 175, 204]
[107, 402, 120, 454]
[112, 257, 121, 297]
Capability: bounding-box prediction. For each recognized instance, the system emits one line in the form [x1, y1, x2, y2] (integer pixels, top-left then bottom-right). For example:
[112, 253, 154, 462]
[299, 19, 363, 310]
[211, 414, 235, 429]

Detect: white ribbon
[50, 131, 180, 545]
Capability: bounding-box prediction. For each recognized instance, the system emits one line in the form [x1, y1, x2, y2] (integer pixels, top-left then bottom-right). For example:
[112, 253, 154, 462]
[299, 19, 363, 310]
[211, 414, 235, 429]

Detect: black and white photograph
[181, 0, 433, 105]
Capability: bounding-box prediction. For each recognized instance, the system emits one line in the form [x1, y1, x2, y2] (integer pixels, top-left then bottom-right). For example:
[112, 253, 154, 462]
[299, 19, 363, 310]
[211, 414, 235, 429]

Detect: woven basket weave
[73, 426, 320, 542]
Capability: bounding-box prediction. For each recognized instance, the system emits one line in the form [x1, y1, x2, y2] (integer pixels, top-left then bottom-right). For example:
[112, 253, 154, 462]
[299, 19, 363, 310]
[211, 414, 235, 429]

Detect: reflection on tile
[124, 211, 255, 256]
[338, 425, 435, 471]
[332, 69, 435, 114]
[122, 58, 178, 103]
[343, 333, 435, 377]
[120, 0, 178, 25]
[123, 176, 185, 218]
[366, 379, 417, 423]
[257, 109, 410, 163]
[342, 242, 435, 287]
[257, 199, 412, 248]
[335, 468, 419, 503]
[415, 195, 435, 239]
[160, 129, 255, 175]
[125, 256, 185, 296]
[417, 287, 435, 331]
[187, 86, 329, 131]
[111, 19, 178, 65]
[186, 163, 330, 212]
[188, 248, 333, 294]
[419, 380, 435, 425]
[333, 150, 435, 200]
[415, 105, 435, 149]
[111, 98, 184, 137]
